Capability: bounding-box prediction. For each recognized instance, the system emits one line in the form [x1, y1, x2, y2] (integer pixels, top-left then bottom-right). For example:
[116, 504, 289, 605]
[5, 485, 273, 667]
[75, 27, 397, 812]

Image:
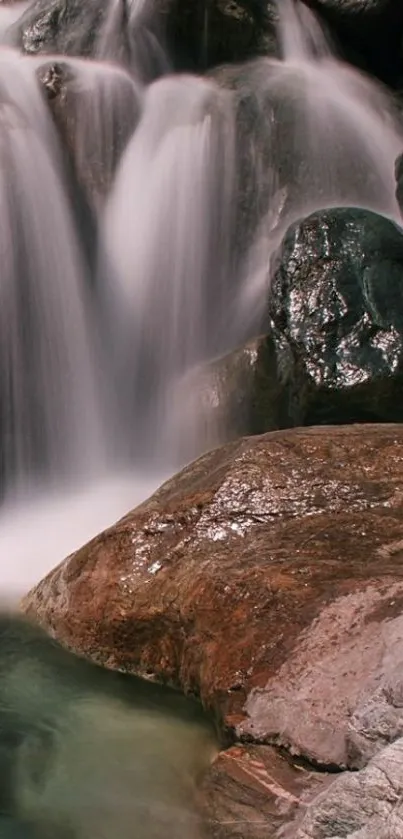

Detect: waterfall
[38, 57, 142, 213]
[0, 49, 107, 497]
[236, 0, 403, 325]
[279, 0, 332, 61]
[0, 0, 402, 592]
[103, 74, 236, 466]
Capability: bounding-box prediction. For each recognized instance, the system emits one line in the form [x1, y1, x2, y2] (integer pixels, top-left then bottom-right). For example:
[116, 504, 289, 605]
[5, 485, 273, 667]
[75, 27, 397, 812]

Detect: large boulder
[202, 743, 331, 839]
[16, 0, 108, 57]
[23, 424, 403, 768]
[269, 207, 403, 426]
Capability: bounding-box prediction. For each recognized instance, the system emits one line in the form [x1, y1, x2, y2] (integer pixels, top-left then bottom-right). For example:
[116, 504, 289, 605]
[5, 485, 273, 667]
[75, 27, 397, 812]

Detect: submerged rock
[23, 424, 403, 767]
[269, 207, 403, 426]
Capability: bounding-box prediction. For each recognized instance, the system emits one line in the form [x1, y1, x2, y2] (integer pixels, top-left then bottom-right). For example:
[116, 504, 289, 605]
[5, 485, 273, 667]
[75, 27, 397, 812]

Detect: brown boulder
[23, 424, 403, 770]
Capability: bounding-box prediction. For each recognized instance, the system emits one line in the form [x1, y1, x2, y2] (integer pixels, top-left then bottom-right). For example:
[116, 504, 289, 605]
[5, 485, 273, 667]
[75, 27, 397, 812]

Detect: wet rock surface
[269, 208, 403, 427]
[202, 744, 330, 839]
[23, 425, 403, 769]
[396, 152, 403, 218]
[16, 0, 276, 72]
[38, 60, 140, 209]
[303, 0, 403, 86]
[202, 739, 403, 838]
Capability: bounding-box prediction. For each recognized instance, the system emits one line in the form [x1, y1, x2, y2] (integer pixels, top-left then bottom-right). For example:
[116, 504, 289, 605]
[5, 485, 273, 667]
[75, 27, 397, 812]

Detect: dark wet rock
[22, 424, 403, 772]
[168, 0, 277, 72]
[269, 207, 403, 427]
[203, 737, 403, 838]
[303, 0, 403, 87]
[210, 60, 286, 259]
[16, 0, 169, 81]
[16, 0, 277, 72]
[17, 0, 107, 57]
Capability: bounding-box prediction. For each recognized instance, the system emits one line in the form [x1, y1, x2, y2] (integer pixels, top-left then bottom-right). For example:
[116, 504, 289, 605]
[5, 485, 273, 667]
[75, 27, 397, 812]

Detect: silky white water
[103, 74, 236, 463]
[0, 0, 401, 596]
[0, 48, 107, 494]
[96, 0, 169, 81]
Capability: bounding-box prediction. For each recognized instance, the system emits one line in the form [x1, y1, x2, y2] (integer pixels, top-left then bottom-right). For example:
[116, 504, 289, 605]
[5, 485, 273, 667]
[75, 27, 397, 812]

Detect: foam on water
[96, 0, 170, 81]
[0, 473, 163, 598]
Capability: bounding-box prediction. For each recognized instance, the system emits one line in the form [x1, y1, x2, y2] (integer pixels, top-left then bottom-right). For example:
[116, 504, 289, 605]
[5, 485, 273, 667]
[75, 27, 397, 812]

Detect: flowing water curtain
[103, 74, 237, 465]
[39, 57, 142, 214]
[96, 0, 170, 82]
[0, 52, 108, 496]
[0, 2, 31, 45]
[234, 0, 403, 333]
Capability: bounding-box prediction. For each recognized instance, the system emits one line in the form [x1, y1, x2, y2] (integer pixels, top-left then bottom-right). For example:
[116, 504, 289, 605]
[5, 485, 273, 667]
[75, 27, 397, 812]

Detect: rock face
[293, 737, 403, 839]
[269, 208, 403, 427]
[304, 0, 403, 86]
[23, 425, 403, 766]
[16, 0, 276, 72]
[202, 743, 331, 839]
[17, 0, 108, 57]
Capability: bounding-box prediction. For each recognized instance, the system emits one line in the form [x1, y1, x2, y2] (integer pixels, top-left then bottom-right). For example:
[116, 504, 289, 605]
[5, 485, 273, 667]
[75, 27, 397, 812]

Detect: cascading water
[39, 57, 141, 213]
[0, 2, 30, 44]
[0, 0, 402, 593]
[96, 0, 170, 82]
[103, 74, 236, 465]
[236, 0, 403, 321]
[0, 48, 107, 495]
